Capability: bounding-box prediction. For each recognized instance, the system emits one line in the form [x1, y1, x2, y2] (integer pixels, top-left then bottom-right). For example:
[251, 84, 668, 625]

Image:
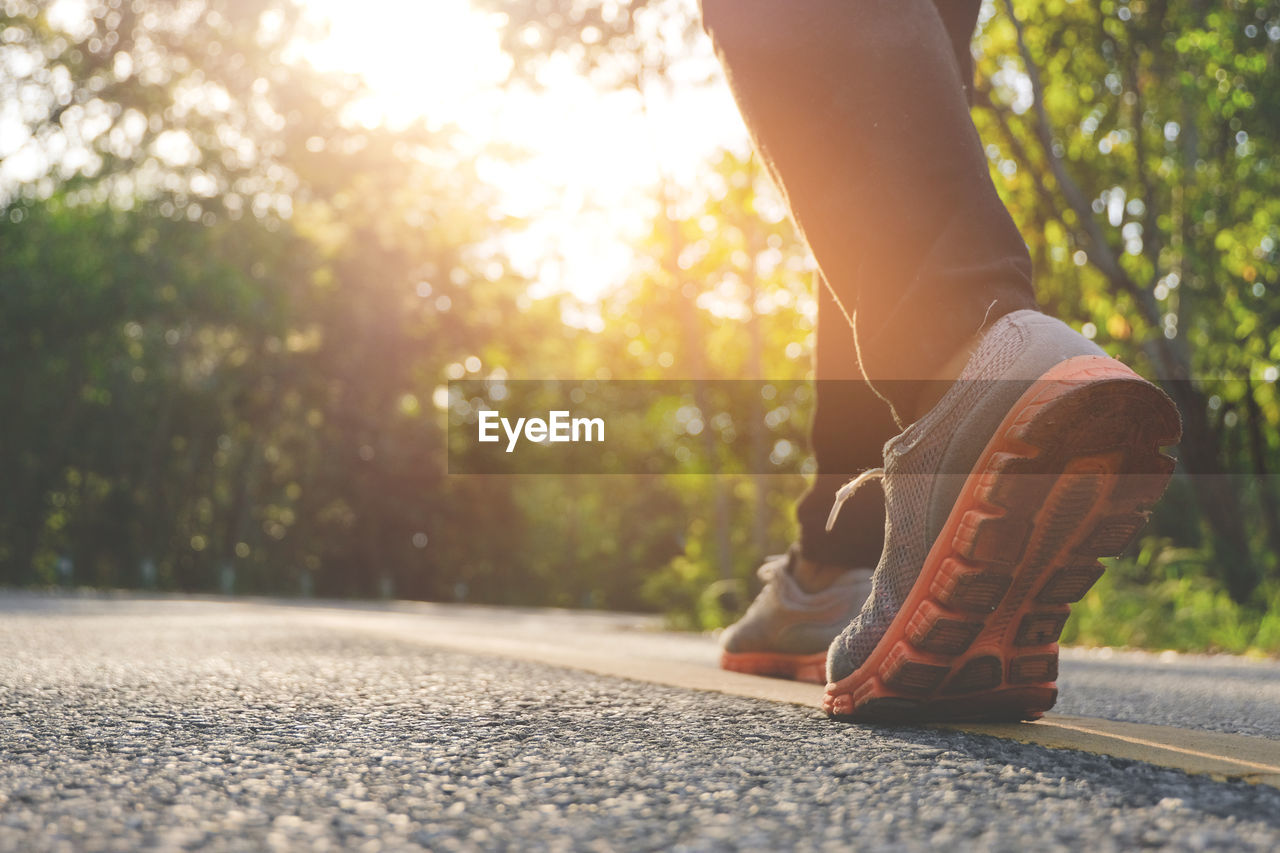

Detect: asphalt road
[1054, 647, 1280, 741]
[1, 595, 1279, 851]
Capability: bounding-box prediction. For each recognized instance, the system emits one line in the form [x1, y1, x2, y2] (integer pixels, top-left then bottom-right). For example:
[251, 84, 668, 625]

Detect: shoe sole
[721, 650, 827, 684]
[823, 356, 1181, 722]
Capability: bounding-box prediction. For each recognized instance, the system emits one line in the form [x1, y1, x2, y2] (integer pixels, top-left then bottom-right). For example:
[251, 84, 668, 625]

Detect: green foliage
[475, 0, 706, 90]
[5, 0, 1280, 651]
[1063, 555, 1280, 656]
[0, 0, 818, 615]
[970, 0, 1280, 602]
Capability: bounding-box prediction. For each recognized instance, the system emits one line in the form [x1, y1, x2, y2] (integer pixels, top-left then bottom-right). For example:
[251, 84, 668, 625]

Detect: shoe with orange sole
[822, 310, 1180, 722]
[720, 547, 873, 684]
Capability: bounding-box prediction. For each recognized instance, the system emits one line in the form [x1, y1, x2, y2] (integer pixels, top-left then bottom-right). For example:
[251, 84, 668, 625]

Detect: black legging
[700, 0, 1039, 568]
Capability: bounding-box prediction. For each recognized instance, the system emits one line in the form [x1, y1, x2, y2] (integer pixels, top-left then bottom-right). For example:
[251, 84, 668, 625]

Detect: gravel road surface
[1055, 647, 1280, 740]
[1, 595, 1278, 852]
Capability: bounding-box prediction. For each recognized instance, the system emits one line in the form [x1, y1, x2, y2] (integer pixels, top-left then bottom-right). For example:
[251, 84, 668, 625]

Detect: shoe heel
[825, 356, 1181, 723]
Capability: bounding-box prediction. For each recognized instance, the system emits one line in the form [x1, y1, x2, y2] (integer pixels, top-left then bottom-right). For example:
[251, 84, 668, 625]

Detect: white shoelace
[825, 467, 886, 532]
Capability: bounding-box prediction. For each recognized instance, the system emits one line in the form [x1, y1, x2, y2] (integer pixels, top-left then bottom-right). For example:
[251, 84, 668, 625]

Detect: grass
[1061, 553, 1280, 657]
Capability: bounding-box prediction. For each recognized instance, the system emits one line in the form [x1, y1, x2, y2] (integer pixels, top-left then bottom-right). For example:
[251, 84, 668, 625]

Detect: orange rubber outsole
[823, 355, 1181, 723]
[721, 650, 828, 684]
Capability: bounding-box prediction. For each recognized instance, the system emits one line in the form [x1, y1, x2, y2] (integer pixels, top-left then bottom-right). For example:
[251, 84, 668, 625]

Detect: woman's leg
[795, 279, 894, 571]
[794, 0, 1002, 570]
[701, 0, 1037, 423]
[712, 0, 1181, 721]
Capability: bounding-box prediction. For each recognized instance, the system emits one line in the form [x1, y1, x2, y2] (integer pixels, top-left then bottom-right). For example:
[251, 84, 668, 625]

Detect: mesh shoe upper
[721, 547, 874, 657]
[826, 310, 1107, 682]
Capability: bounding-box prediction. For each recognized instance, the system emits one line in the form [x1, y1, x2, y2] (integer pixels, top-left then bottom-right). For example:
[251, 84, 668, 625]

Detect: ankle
[911, 330, 984, 421]
[792, 556, 852, 594]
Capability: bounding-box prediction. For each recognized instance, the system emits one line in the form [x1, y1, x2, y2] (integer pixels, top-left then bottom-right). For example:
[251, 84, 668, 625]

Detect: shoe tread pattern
[824, 356, 1180, 723]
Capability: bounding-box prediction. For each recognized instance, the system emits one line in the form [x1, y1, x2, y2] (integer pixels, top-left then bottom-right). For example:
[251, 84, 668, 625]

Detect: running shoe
[721, 546, 874, 684]
[823, 310, 1180, 721]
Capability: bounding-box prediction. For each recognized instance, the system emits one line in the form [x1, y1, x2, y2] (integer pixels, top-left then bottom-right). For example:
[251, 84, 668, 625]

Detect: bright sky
[300, 0, 748, 304]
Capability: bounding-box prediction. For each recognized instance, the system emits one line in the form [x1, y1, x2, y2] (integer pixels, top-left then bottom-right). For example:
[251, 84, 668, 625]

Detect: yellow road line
[304, 605, 1280, 788]
[1042, 717, 1280, 775]
[941, 716, 1280, 785]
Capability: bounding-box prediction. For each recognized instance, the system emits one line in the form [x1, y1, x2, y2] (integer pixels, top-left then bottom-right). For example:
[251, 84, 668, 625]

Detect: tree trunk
[1168, 381, 1257, 602]
[1243, 379, 1280, 572]
[1001, 0, 1259, 602]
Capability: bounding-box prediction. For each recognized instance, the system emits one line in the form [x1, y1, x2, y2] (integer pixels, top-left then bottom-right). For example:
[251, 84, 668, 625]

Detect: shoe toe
[825, 634, 858, 684]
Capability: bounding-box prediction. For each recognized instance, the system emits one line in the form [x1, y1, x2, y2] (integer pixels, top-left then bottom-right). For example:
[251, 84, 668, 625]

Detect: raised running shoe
[823, 310, 1180, 721]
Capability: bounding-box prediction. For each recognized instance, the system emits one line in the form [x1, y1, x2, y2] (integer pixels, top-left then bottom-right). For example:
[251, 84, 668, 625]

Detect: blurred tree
[479, 0, 771, 595]
[8, 0, 1279, 630]
[973, 0, 1280, 601]
[0, 0, 358, 212]
[591, 149, 817, 621]
[485, 0, 1280, 609]
[0, 0, 550, 599]
[476, 0, 706, 91]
